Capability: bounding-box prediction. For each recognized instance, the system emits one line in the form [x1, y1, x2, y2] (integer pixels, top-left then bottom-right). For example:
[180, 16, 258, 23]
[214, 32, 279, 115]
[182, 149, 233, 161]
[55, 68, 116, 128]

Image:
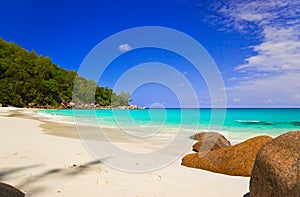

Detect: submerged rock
[0, 182, 24, 197]
[250, 130, 300, 197]
[190, 132, 231, 152]
[182, 135, 273, 176]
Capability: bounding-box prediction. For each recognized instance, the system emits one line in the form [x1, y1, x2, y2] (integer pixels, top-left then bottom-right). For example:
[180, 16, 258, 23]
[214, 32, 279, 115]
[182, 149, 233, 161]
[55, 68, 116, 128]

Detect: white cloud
[293, 94, 300, 100]
[235, 26, 300, 73]
[226, 72, 300, 106]
[196, 0, 300, 106]
[207, 0, 300, 73]
[266, 99, 273, 104]
[118, 43, 132, 52]
[233, 98, 241, 102]
[228, 77, 237, 81]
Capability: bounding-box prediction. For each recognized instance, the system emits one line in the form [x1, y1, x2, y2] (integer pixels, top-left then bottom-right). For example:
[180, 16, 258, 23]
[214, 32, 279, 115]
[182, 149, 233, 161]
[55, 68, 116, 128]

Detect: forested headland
[0, 38, 131, 108]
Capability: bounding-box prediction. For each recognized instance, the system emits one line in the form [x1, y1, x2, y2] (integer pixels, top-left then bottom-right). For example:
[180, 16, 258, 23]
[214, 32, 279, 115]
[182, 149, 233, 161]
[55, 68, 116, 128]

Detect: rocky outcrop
[0, 182, 24, 197]
[182, 136, 273, 176]
[190, 132, 231, 152]
[250, 130, 300, 197]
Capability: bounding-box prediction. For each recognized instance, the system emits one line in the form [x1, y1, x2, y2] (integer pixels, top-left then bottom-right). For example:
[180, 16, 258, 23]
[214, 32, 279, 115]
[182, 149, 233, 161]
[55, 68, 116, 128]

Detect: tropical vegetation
[0, 38, 131, 107]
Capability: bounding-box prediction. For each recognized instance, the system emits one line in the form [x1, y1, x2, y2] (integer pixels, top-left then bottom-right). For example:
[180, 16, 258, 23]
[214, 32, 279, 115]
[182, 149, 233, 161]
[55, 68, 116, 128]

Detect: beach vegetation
[0, 38, 131, 108]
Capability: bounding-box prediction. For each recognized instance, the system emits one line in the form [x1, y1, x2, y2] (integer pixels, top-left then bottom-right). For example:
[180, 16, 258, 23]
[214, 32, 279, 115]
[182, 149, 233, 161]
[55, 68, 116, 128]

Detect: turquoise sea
[36, 108, 300, 143]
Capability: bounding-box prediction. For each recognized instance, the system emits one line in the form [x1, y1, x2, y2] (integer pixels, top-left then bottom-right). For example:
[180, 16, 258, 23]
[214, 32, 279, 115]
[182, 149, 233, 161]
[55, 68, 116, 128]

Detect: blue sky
[0, 0, 299, 107]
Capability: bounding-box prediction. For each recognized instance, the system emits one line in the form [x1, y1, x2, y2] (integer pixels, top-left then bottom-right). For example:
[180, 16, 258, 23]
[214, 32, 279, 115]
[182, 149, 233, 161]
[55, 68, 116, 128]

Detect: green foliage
[111, 91, 132, 106]
[95, 87, 113, 106]
[0, 38, 131, 107]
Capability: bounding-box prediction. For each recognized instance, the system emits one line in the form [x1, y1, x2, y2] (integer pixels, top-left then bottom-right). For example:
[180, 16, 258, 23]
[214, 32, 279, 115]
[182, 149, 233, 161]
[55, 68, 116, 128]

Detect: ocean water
[36, 108, 300, 143]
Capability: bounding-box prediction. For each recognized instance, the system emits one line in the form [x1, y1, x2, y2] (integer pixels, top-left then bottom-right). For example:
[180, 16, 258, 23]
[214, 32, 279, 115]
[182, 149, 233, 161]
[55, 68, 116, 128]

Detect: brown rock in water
[250, 131, 300, 197]
[0, 182, 24, 197]
[182, 135, 273, 176]
[191, 132, 231, 152]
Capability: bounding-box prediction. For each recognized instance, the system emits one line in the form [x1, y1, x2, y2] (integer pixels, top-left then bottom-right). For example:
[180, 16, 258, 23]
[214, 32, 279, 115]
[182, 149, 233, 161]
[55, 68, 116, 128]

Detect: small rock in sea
[182, 135, 273, 176]
[292, 121, 300, 126]
[191, 132, 231, 152]
[250, 130, 300, 197]
[0, 182, 25, 197]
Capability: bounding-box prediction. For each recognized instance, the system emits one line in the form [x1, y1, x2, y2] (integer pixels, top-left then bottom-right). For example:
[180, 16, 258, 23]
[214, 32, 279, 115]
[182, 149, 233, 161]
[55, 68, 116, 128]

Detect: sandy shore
[0, 107, 249, 196]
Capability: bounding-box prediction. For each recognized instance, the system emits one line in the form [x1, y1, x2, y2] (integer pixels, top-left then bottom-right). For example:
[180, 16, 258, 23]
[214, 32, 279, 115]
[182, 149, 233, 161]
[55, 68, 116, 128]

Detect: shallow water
[36, 108, 300, 143]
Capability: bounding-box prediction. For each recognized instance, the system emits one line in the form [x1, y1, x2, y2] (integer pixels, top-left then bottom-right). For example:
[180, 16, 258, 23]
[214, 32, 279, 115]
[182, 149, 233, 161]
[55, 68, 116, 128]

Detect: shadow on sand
[0, 159, 105, 195]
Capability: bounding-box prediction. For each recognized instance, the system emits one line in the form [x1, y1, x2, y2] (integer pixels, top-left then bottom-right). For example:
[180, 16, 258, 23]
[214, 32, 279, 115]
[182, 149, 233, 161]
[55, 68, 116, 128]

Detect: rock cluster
[250, 130, 300, 197]
[0, 182, 24, 197]
[182, 135, 272, 176]
[182, 131, 300, 196]
[190, 132, 231, 152]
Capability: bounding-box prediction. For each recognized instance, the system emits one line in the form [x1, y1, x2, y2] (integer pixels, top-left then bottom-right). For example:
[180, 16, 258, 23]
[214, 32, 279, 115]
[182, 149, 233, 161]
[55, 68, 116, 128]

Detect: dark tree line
[0, 38, 131, 107]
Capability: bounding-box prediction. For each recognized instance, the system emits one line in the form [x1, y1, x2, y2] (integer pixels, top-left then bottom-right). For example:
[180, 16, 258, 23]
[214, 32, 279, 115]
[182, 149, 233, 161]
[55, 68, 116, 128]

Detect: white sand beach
[0, 107, 249, 197]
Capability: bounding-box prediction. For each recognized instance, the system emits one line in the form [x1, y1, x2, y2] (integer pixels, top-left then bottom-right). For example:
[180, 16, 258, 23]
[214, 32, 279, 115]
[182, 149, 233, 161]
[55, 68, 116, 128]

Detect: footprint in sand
[81, 168, 108, 175]
[147, 173, 162, 181]
[96, 179, 109, 187]
[97, 168, 108, 174]
[1, 152, 18, 159]
[64, 164, 77, 168]
[79, 166, 109, 175]
[64, 163, 109, 175]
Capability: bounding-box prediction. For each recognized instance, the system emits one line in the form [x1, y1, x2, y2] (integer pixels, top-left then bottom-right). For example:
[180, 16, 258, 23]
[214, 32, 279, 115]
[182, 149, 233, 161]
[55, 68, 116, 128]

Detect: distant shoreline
[1, 105, 300, 110]
[0, 104, 146, 110]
